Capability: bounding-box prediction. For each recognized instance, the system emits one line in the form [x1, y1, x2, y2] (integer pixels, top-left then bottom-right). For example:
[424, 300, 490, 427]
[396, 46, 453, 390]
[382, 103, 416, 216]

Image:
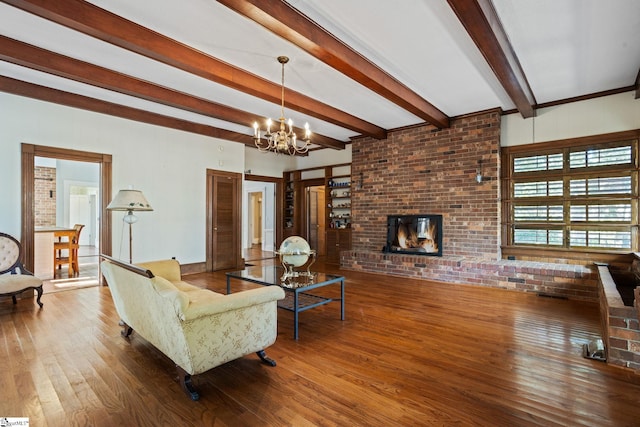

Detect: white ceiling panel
[0, 0, 637, 150]
[492, 0, 640, 103]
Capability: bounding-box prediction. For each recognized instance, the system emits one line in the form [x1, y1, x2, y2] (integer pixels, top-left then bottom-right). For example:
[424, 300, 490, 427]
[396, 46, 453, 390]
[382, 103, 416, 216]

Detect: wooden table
[35, 227, 76, 278]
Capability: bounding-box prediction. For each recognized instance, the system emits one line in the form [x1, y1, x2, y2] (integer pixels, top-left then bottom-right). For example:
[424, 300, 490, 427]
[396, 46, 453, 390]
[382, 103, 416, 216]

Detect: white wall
[501, 91, 640, 146]
[294, 145, 352, 170]
[0, 93, 246, 264]
[244, 146, 296, 177]
[243, 142, 353, 175]
[4, 90, 637, 263]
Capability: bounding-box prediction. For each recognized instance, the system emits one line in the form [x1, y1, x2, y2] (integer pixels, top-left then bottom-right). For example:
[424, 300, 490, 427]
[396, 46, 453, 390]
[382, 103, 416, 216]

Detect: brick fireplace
[343, 109, 598, 302]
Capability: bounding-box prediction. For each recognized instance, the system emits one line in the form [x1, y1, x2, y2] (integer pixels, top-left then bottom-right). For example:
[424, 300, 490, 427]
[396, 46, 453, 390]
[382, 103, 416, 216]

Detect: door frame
[244, 173, 283, 249]
[21, 143, 112, 272]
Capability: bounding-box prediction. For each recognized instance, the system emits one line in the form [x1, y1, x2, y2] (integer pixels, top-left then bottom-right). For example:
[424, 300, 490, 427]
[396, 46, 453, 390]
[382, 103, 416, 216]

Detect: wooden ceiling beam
[447, 0, 536, 118]
[0, 36, 345, 150]
[0, 75, 259, 146]
[217, 0, 450, 130]
[2, 0, 386, 140]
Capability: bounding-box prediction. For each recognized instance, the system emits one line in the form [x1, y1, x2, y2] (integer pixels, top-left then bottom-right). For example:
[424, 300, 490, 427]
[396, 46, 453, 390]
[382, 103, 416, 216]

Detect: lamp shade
[106, 189, 153, 212]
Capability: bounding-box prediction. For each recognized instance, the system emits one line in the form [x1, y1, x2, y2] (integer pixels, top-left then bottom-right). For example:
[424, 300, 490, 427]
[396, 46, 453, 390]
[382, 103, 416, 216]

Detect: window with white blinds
[506, 139, 638, 251]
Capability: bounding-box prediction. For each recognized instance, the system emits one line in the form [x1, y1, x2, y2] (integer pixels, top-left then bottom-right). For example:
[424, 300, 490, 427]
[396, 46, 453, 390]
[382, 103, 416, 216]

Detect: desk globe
[277, 236, 316, 281]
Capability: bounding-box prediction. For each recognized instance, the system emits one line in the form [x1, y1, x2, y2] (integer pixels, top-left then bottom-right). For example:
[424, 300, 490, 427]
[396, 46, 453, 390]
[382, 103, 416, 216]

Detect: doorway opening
[243, 179, 276, 262]
[34, 157, 101, 292]
[21, 143, 113, 291]
[243, 174, 282, 263]
[249, 191, 263, 246]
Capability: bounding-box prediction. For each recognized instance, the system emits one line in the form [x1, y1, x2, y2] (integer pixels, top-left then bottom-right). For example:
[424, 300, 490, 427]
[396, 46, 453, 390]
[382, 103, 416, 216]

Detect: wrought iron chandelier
[253, 56, 311, 155]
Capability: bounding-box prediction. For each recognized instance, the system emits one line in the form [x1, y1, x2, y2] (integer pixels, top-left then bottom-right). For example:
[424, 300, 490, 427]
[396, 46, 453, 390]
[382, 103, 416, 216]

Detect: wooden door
[308, 187, 319, 250]
[206, 169, 243, 271]
[307, 186, 326, 255]
[326, 229, 351, 264]
[326, 229, 339, 264]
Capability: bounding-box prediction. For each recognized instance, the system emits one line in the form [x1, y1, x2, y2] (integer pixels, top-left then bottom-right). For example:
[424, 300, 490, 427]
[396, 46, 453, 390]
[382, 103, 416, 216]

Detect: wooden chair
[53, 224, 84, 277]
[0, 232, 43, 307]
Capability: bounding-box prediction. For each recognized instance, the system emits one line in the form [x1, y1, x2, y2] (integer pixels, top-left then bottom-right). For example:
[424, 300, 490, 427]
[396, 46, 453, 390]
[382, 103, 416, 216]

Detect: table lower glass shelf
[277, 292, 333, 312]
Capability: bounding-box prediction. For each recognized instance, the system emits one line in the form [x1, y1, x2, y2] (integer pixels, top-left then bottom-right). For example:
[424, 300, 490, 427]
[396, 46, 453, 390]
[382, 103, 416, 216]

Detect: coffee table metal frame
[226, 266, 345, 340]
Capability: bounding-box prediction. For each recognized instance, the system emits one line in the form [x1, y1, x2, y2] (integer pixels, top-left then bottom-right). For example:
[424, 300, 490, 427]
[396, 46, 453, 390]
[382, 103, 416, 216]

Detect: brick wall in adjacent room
[34, 166, 56, 227]
[351, 109, 501, 259]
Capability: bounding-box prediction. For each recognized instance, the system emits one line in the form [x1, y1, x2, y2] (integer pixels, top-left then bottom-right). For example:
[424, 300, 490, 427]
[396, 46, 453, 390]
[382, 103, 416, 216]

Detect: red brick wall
[345, 110, 599, 301]
[34, 166, 56, 227]
[597, 264, 640, 371]
[351, 110, 501, 259]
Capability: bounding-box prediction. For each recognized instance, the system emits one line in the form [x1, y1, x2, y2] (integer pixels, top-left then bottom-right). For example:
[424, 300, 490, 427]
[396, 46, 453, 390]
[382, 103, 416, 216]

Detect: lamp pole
[123, 209, 138, 263]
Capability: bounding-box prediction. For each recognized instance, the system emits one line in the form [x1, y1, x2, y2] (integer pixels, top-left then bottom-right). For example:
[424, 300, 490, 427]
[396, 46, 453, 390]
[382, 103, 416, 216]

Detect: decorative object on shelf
[328, 174, 352, 229]
[107, 188, 153, 263]
[253, 56, 311, 155]
[329, 179, 350, 187]
[476, 159, 483, 183]
[277, 236, 316, 281]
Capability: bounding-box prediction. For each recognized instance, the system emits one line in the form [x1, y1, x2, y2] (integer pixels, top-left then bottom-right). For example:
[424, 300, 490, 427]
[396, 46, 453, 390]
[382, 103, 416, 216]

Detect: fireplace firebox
[384, 214, 442, 256]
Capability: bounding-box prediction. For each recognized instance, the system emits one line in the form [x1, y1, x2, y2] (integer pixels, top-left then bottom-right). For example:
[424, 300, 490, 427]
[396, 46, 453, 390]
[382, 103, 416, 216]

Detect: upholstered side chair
[0, 232, 44, 307]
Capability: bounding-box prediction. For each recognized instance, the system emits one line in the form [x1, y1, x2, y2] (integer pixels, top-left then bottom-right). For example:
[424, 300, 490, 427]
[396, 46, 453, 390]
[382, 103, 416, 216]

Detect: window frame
[501, 130, 640, 257]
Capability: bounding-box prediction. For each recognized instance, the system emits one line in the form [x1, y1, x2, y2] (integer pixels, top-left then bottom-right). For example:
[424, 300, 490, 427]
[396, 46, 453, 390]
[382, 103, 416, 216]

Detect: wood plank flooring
[2, 259, 640, 426]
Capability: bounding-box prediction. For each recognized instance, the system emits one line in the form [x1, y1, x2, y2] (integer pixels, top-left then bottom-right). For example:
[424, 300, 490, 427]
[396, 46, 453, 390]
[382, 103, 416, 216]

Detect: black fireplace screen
[384, 214, 443, 256]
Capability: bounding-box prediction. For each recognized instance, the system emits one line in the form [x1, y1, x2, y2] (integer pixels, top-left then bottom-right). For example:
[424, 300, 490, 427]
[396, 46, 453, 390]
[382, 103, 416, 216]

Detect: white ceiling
[1, 0, 638, 150]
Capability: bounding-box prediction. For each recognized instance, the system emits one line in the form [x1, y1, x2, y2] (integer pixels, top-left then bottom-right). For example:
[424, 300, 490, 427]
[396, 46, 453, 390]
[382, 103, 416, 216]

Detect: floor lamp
[107, 189, 153, 263]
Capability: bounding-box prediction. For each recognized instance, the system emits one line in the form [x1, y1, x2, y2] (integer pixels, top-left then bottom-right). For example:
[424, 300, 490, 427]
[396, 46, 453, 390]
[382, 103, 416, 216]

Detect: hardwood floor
[44, 245, 100, 294]
[243, 244, 276, 262]
[2, 258, 640, 426]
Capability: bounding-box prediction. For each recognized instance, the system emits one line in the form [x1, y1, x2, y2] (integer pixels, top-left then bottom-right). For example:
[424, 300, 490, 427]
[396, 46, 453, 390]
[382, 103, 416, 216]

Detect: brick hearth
[343, 251, 598, 301]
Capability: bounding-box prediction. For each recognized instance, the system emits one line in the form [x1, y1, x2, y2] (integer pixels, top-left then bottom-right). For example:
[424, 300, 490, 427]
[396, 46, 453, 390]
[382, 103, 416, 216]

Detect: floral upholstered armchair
[0, 232, 43, 308]
[101, 256, 285, 400]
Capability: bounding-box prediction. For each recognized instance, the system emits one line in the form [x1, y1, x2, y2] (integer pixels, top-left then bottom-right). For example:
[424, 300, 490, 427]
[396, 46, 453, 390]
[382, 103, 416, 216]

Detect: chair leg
[176, 365, 200, 401]
[256, 350, 277, 366]
[118, 320, 133, 338]
[68, 249, 73, 276]
[73, 248, 80, 275]
[35, 285, 43, 308]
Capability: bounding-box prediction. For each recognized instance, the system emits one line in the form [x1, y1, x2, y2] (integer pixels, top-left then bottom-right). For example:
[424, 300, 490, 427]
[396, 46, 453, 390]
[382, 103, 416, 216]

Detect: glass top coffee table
[226, 266, 345, 340]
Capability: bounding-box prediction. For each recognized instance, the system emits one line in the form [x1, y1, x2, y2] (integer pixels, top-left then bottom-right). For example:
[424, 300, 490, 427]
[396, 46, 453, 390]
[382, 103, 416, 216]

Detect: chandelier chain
[280, 58, 285, 120]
